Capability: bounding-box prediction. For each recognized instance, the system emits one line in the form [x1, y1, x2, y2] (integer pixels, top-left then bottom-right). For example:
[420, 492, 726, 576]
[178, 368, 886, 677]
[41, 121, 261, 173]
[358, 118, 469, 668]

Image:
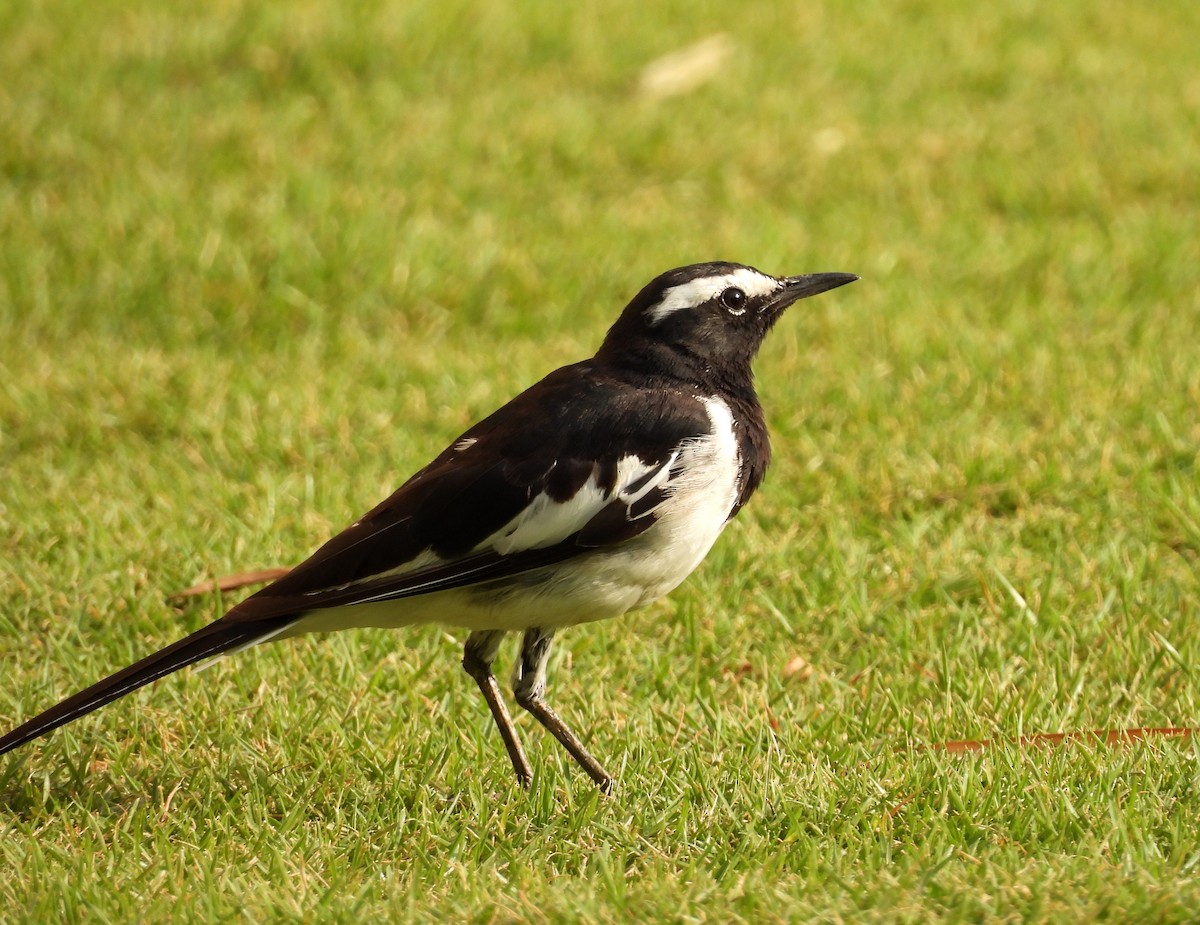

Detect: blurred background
[1, 0, 1198, 918]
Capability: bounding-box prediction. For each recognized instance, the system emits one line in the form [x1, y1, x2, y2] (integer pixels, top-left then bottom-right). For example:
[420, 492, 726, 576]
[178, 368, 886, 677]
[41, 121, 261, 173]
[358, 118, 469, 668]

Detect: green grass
[2, 0, 1200, 920]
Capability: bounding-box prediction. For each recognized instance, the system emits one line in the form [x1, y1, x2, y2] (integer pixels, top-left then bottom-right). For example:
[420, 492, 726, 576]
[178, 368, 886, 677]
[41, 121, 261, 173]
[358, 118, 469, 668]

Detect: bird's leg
[461, 629, 533, 788]
[512, 627, 613, 793]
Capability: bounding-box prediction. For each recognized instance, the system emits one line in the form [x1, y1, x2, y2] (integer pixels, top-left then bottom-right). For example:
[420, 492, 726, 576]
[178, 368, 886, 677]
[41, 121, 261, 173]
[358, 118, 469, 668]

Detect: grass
[2, 0, 1199, 920]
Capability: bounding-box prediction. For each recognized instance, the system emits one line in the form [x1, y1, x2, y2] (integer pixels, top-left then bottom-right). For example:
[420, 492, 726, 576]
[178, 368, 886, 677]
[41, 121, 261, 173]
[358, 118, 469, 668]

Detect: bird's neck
[597, 340, 759, 403]
[595, 342, 772, 516]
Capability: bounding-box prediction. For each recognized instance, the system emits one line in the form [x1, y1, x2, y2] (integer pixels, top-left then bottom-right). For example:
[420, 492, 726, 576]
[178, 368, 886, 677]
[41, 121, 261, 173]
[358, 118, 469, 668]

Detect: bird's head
[597, 262, 858, 389]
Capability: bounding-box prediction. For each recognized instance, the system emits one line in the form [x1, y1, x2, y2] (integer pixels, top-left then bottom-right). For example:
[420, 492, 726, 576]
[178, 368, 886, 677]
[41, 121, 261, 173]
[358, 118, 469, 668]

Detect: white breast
[619, 394, 741, 607]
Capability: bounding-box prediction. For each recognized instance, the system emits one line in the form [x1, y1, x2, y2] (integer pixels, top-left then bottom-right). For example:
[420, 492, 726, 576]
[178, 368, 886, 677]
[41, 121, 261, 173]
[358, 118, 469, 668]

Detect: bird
[0, 261, 857, 791]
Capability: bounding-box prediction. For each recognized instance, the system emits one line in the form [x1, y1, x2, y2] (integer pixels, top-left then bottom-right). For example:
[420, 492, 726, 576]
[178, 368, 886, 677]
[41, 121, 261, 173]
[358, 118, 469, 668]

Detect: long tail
[0, 615, 297, 757]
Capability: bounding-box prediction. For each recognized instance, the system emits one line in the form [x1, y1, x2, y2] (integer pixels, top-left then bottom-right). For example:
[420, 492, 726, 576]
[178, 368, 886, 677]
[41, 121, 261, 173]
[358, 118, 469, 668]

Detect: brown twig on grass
[168, 567, 293, 602]
[934, 727, 1195, 754]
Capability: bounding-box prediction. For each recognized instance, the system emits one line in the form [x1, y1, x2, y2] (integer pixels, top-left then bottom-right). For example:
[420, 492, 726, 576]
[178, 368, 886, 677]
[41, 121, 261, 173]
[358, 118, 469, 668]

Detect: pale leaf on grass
[781, 655, 815, 681]
[637, 34, 732, 101]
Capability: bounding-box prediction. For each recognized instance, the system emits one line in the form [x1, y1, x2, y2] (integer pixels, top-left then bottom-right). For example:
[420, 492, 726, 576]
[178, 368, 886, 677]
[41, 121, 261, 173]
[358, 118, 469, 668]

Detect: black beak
[766, 272, 859, 313]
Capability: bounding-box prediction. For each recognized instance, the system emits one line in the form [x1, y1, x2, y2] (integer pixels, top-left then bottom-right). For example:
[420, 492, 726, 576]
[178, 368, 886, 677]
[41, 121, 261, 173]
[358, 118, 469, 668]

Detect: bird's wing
[226, 365, 709, 623]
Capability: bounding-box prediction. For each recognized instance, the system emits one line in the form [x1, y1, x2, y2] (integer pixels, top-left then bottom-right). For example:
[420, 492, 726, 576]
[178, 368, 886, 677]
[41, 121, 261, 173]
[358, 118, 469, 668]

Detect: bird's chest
[621, 395, 744, 606]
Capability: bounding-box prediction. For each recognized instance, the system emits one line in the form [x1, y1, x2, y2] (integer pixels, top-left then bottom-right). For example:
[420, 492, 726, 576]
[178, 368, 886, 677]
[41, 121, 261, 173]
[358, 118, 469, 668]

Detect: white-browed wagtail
[0, 262, 857, 791]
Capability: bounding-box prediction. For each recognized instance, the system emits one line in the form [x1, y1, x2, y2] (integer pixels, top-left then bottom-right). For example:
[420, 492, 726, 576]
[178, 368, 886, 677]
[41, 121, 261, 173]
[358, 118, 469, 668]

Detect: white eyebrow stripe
[646, 268, 780, 324]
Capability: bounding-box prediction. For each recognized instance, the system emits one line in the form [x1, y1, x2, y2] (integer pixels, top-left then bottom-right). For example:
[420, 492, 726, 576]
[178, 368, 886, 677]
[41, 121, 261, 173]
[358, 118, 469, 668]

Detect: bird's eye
[720, 287, 747, 313]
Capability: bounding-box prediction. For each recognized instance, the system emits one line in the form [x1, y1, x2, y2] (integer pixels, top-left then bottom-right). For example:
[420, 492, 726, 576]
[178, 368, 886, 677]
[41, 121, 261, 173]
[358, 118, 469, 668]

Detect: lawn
[2, 0, 1199, 921]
